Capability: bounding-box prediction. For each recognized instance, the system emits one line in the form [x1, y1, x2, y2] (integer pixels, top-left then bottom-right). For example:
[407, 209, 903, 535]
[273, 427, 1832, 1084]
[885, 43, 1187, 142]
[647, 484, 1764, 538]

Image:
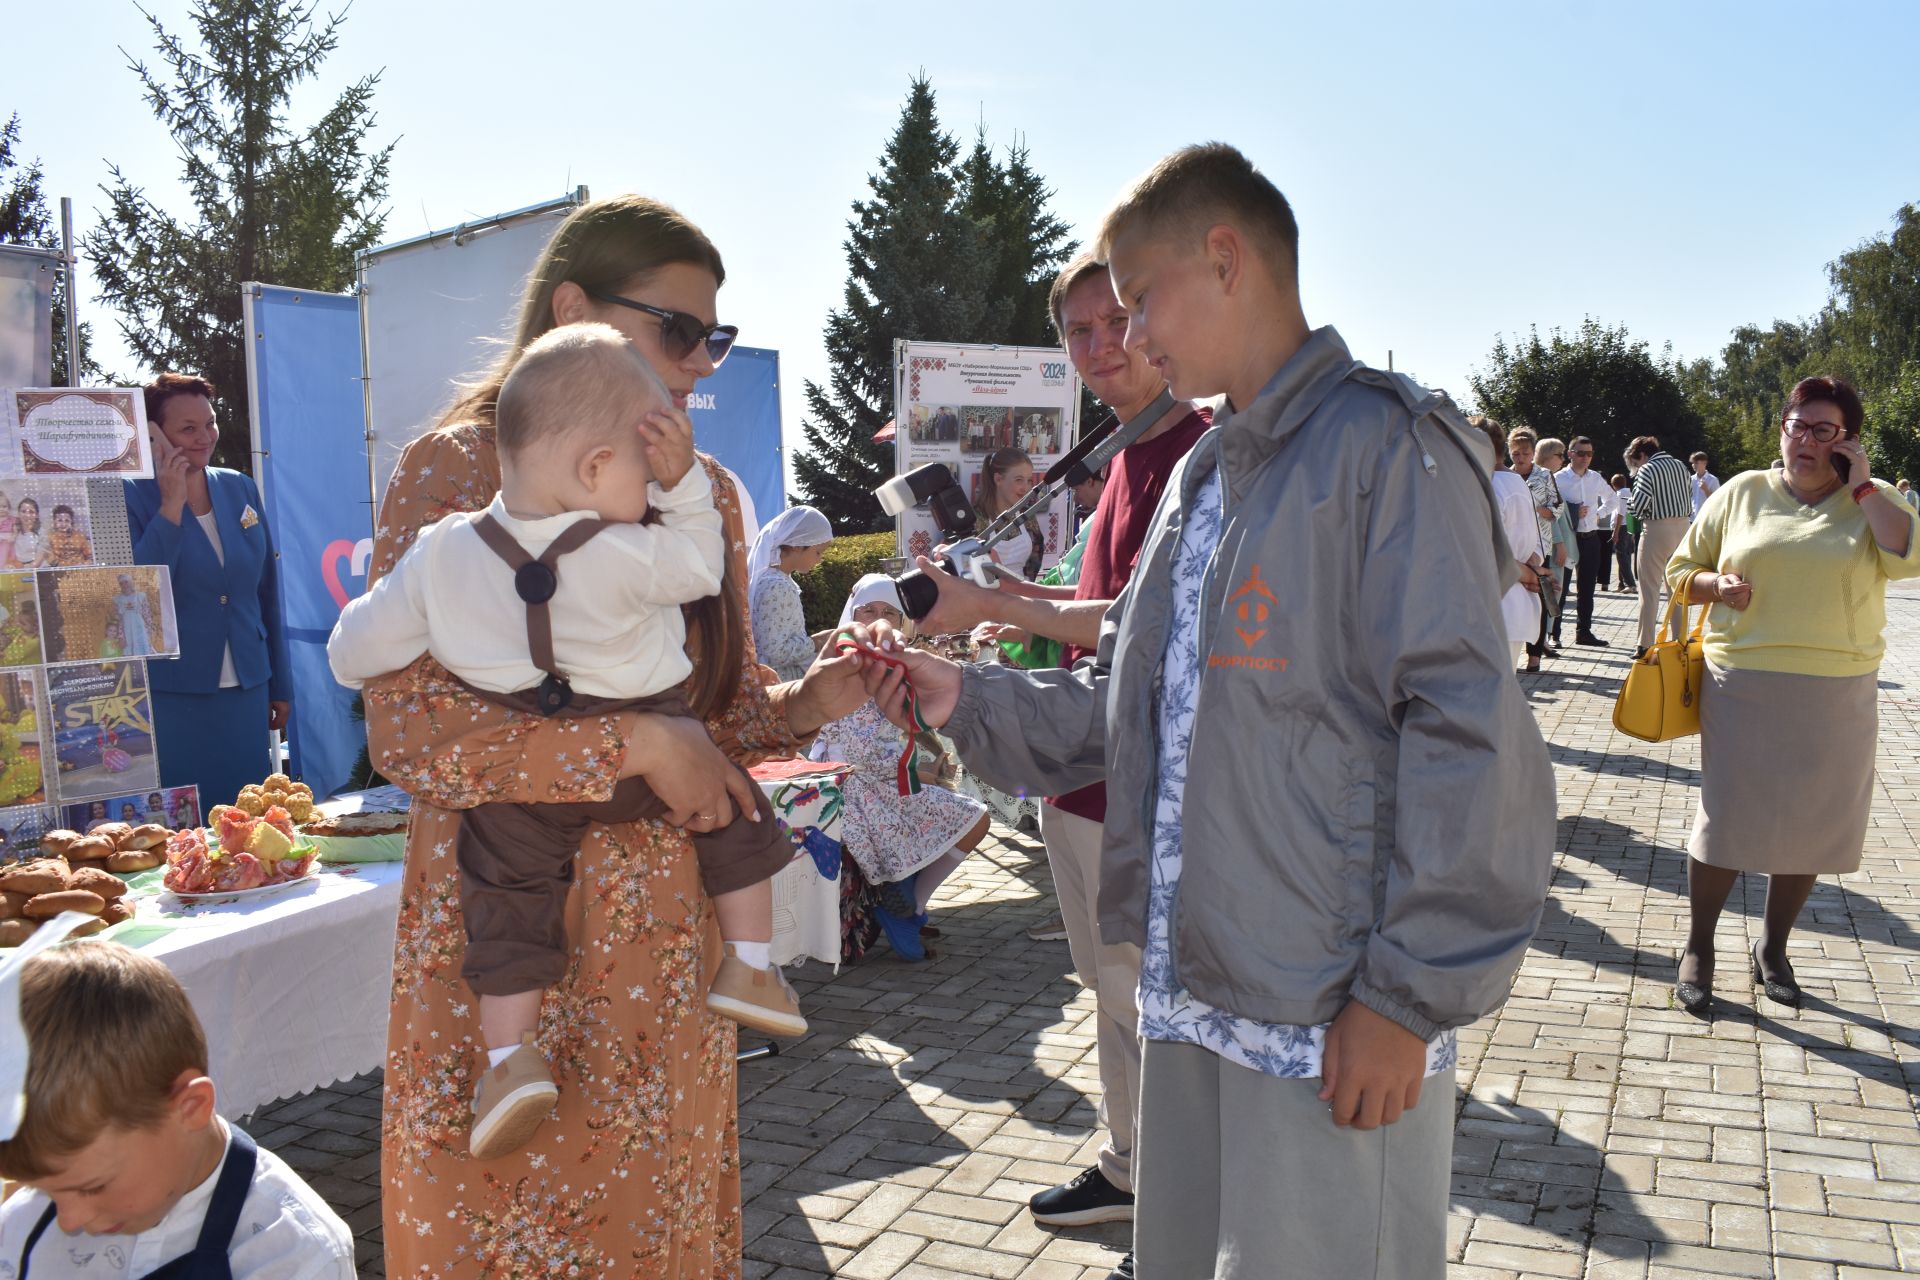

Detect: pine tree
[84, 0, 392, 470]
[791, 77, 1073, 531]
[0, 114, 106, 385]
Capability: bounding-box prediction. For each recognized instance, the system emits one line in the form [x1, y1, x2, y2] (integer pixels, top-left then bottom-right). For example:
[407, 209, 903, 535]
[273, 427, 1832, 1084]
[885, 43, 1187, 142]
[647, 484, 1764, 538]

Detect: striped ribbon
[832, 630, 929, 796]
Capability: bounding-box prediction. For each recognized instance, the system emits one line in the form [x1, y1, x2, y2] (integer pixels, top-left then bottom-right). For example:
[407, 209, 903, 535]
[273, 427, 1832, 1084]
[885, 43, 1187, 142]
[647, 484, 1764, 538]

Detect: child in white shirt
[328, 323, 802, 1162]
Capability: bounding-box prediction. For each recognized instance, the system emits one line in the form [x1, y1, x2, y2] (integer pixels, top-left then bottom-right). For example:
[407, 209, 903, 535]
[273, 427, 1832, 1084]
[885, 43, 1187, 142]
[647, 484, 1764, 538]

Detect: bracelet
[1852, 481, 1877, 503]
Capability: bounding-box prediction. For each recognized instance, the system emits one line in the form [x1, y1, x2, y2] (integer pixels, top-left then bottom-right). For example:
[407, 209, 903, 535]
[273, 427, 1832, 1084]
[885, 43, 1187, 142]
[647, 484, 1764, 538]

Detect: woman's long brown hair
[435, 195, 744, 721]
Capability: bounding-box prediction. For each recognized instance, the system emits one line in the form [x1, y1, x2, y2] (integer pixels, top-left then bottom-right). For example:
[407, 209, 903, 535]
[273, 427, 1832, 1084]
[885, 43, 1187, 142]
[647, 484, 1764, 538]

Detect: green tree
[84, 0, 392, 470]
[791, 77, 1073, 530]
[1826, 203, 1920, 395]
[1469, 317, 1705, 472]
[0, 114, 106, 385]
[1865, 359, 1920, 489]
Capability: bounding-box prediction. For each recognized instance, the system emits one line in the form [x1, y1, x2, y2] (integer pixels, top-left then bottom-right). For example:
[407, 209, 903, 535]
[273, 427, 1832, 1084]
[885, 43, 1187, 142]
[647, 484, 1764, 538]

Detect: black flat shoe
[1674, 979, 1712, 1014]
[1751, 943, 1800, 1007]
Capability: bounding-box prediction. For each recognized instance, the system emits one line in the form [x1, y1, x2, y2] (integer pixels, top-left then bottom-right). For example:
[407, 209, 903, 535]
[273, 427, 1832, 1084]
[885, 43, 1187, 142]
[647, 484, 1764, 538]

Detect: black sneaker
[1106, 1252, 1135, 1280]
[1029, 1165, 1134, 1226]
[1576, 633, 1609, 647]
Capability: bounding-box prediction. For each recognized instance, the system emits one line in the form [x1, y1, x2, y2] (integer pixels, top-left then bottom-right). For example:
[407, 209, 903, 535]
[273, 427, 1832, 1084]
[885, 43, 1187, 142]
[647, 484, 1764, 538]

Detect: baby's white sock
[486, 1044, 519, 1069]
[730, 940, 772, 971]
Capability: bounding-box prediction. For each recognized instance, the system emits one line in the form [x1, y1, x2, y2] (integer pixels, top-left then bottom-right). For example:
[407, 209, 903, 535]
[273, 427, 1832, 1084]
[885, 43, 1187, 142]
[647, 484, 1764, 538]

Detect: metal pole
[60, 198, 79, 385]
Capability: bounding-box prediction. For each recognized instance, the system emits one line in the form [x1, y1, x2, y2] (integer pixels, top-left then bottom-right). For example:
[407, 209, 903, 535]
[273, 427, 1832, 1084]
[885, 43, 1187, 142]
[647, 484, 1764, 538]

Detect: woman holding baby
[367, 195, 891, 1276]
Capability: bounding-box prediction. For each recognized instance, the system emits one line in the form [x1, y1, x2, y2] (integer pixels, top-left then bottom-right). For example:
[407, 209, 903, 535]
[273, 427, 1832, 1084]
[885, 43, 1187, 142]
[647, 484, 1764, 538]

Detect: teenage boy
[0, 940, 356, 1277]
[1690, 451, 1720, 515]
[874, 144, 1552, 1277]
[1559, 436, 1616, 645]
[911, 253, 1212, 1254]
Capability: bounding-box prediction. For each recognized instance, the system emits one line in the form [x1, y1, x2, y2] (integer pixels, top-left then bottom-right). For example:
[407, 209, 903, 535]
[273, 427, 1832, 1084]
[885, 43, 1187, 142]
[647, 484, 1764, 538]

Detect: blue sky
[13, 1, 1920, 474]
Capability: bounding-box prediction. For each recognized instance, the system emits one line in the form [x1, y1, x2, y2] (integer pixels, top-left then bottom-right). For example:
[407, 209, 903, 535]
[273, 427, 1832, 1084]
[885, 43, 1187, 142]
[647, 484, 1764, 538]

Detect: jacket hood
[1213, 326, 1356, 457]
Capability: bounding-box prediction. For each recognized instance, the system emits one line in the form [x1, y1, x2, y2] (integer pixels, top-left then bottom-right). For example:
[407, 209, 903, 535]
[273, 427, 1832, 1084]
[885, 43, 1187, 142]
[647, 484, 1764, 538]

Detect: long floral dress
[812, 701, 985, 886]
[366, 423, 807, 1280]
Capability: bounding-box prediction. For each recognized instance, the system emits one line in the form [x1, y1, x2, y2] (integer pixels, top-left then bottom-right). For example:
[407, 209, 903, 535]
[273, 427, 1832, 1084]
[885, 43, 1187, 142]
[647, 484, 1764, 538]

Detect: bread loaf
[106, 849, 165, 873]
[23, 889, 106, 918]
[40, 829, 83, 856]
[0, 919, 38, 947]
[0, 860, 70, 896]
[99, 898, 135, 926]
[65, 836, 116, 863]
[67, 867, 129, 901]
[90, 823, 135, 847]
[123, 824, 171, 851]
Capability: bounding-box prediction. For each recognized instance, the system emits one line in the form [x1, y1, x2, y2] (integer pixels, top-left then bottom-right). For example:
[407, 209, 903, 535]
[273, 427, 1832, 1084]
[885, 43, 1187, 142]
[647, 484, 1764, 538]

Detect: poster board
[243, 283, 370, 803]
[891, 341, 1082, 570]
[0, 245, 57, 392]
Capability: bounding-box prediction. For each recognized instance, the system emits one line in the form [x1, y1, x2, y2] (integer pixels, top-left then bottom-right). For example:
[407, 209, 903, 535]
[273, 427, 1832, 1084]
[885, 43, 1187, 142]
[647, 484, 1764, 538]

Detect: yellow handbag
[1612, 572, 1708, 743]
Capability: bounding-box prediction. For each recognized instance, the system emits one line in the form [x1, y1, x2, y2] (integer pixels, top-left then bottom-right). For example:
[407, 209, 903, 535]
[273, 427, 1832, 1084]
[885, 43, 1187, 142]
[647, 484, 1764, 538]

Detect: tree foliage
[1469, 317, 1704, 474]
[791, 77, 1075, 530]
[84, 0, 392, 470]
[0, 114, 106, 385]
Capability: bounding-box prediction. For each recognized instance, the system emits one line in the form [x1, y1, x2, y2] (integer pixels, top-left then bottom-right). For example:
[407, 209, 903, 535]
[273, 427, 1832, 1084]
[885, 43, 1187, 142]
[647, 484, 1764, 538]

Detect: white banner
[892, 340, 1082, 572]
[0, 246, 56, 392]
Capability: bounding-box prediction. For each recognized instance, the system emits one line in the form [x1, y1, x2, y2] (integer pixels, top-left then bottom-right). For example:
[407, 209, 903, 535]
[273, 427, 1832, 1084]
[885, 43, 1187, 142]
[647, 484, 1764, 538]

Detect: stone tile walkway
[249, 585, 1920, 1279]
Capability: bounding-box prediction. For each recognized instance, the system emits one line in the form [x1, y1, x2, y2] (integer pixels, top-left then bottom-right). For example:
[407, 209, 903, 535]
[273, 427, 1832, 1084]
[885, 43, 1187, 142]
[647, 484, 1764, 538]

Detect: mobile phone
[1832, 453, 1851, 483]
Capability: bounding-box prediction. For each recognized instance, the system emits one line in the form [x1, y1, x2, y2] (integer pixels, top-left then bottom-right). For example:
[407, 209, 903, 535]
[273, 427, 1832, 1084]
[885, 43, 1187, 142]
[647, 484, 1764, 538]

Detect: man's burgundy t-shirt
[1051, 405, 1212, 823]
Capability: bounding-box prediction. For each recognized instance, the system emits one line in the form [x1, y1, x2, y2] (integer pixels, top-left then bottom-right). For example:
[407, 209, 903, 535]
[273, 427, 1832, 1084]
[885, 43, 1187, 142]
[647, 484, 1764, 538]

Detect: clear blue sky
[13, 1, 1920, 477]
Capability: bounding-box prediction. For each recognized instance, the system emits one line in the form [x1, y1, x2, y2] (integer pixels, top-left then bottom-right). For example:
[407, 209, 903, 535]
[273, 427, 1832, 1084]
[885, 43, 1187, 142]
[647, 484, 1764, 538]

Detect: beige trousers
[1135, 1039, 1454, 1280]
[1040, 802, 1144, 1193]
[1634, 517, 1690, 650]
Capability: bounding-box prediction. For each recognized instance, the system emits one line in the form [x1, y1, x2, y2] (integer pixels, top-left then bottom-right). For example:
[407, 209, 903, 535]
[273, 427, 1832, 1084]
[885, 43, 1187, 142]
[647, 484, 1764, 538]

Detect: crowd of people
[2, 141, 1914, 1280]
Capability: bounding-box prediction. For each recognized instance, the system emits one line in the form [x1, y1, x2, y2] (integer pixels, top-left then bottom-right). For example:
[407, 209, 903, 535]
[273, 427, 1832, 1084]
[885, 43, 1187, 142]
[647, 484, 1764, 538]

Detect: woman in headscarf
[812, 574, 990, 960]
[746, 505, 833, 682]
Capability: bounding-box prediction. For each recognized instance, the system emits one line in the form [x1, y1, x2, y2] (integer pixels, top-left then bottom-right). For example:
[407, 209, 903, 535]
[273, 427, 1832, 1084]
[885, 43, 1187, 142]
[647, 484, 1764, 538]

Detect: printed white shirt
[0, 1123, 355, 1280]
[1136, 469, 1457, 1080]
[327, 466, 723, 700]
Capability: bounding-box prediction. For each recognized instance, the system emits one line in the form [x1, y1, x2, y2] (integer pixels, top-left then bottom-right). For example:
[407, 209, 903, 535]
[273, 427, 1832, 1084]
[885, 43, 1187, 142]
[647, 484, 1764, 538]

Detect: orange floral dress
[368, 423, 804, 1279]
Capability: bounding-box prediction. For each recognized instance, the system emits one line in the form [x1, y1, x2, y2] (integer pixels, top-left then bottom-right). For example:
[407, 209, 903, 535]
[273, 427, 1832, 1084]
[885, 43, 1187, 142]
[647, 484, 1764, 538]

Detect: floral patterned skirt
[382, 801, 742, 1279]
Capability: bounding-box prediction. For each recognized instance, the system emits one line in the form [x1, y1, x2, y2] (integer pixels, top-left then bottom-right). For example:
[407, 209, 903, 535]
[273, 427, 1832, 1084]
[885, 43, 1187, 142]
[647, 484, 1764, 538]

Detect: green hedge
[794, 531, 899, 633]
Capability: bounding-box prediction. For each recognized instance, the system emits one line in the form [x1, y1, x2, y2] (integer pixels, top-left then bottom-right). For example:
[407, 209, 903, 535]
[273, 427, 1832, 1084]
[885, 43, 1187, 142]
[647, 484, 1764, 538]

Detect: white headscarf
[838, 573, 905, 627]
[747, 505, 833, 580]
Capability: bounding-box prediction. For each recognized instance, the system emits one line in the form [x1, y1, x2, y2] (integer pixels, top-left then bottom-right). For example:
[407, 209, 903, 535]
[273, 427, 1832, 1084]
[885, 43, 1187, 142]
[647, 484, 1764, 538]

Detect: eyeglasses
[1782, 418, 1844, 443]
[1570, 450, 1593, 458]
[584, 288, 738, 366]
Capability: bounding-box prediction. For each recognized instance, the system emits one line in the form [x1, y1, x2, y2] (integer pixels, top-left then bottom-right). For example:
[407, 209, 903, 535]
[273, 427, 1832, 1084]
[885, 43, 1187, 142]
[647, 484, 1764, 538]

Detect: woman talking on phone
[124, 373, 292, 810]
[1666, 377, 1919, 1013]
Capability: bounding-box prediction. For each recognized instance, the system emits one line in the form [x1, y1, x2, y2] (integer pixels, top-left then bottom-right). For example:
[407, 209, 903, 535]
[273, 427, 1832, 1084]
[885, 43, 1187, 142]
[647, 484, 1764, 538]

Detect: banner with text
[891, 341, 1082, 573]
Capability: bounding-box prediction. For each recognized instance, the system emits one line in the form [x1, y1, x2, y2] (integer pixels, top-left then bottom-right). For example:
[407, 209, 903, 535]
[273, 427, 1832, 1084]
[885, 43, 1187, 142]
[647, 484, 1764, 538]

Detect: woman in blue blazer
[123, 373, 292, 813]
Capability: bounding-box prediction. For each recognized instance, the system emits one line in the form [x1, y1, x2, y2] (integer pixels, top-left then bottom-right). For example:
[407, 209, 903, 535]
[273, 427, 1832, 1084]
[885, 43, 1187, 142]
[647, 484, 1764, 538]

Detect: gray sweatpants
[1134, 1038, 1454, 1280]
[1634, 517, 1691, 651]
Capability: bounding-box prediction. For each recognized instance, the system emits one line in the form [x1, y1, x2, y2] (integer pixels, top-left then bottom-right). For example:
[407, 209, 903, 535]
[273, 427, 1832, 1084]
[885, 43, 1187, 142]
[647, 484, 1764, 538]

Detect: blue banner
[248, 285, 369, 803]
[685, 345, 783, 529]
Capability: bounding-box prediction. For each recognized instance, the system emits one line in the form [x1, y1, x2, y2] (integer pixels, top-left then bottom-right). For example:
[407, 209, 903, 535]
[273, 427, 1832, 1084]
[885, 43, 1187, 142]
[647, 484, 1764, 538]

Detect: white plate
[163, 871, 319, 903]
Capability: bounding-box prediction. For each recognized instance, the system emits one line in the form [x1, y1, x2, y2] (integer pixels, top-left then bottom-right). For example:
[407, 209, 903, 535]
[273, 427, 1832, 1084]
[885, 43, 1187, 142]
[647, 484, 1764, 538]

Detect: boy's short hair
[0, 942, 209, 1181]
[1048, 251, 1111, 338]
[1690, 451, 1709, 464]
[1610, 473, 1628, 487]
[1095, 142, 1300, 284]
[494, 322, 669, 460]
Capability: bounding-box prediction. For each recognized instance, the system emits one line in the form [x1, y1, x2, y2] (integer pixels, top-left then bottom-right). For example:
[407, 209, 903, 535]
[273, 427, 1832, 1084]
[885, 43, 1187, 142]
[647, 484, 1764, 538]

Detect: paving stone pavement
[249, 585, 1920, 1279]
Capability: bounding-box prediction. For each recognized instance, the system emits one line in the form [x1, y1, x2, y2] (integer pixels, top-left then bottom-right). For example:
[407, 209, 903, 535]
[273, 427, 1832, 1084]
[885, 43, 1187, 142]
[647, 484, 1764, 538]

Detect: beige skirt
[1689, 660, 1878, 874]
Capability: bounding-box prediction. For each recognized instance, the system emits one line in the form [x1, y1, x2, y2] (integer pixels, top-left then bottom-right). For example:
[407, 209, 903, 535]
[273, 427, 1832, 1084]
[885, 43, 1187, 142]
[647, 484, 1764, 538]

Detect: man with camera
[906, 251, 1210, 1253]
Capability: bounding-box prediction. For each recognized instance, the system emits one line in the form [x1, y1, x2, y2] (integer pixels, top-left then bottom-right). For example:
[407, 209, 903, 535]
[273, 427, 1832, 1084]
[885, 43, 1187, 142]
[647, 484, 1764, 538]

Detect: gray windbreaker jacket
[944, 327, 1554, 1041]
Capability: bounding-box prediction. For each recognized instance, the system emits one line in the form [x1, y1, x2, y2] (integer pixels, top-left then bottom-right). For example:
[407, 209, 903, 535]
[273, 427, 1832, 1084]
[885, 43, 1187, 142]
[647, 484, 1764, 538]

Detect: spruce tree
[792, 77, 1073, 531]
[84, 0, 392, 469]
[0, 114, 105, 385]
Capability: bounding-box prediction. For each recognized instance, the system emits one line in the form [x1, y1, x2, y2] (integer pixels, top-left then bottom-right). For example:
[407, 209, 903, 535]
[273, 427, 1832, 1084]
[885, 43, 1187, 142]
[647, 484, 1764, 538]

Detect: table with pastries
[5, 763, 854, 1118]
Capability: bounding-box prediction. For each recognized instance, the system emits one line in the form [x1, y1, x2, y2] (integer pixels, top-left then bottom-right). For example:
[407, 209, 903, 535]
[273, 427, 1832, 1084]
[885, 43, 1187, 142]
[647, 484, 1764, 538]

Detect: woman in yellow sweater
[1667, 377, 1919, 1013]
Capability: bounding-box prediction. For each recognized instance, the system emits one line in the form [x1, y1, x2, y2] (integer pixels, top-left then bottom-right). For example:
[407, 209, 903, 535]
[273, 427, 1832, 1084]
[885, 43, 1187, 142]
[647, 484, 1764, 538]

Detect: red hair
[143, 372, 216, 427]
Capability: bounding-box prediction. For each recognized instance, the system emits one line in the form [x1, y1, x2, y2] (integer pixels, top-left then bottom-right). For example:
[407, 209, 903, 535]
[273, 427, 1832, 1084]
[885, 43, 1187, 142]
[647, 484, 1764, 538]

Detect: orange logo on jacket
[1209, 566, 1289, 673]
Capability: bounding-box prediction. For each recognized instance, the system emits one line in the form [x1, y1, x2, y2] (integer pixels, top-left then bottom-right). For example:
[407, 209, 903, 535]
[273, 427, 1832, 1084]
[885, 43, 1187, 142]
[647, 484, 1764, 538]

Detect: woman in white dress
[746, 506, 833, 682]
[813, 575, 990, 961]
[1472, 417, 1546, 671]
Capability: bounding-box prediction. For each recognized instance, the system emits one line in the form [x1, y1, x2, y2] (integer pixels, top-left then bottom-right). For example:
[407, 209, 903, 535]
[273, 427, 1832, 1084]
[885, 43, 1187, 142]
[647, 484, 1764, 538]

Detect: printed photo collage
[0, 395, 183, 856]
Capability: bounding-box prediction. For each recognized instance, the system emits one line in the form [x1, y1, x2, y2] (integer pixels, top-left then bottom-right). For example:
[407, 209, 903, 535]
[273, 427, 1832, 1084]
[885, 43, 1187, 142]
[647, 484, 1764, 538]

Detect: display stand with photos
[0, 385, 201, 869]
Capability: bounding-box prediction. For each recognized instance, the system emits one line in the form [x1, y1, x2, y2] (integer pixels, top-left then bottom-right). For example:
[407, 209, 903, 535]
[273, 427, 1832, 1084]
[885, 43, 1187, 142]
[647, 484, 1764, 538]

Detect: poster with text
[47, 659, 159, 801]
[892, 342, 1082, 575]
[61, 784, 200, 834]
[6, 388, 152, 478]
[0, 667, 48, 809]
[36, 564, 179, 665]
[1, 477, 95, 569]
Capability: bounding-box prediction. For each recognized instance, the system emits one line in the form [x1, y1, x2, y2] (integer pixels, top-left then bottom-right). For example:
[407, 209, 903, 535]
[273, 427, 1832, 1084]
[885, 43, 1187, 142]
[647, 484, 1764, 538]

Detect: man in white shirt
[1560, 436, 1617, 646]
[1690, 452, 1720, 516]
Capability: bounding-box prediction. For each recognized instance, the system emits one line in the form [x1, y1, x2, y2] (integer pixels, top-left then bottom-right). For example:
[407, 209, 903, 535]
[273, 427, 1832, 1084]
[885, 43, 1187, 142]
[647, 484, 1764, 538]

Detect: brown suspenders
[470, 512, 612, 715]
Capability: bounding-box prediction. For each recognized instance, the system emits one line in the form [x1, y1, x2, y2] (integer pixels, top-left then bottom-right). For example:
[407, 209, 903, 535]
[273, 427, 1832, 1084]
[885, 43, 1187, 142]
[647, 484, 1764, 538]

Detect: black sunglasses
[584, 288, 738, 366]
